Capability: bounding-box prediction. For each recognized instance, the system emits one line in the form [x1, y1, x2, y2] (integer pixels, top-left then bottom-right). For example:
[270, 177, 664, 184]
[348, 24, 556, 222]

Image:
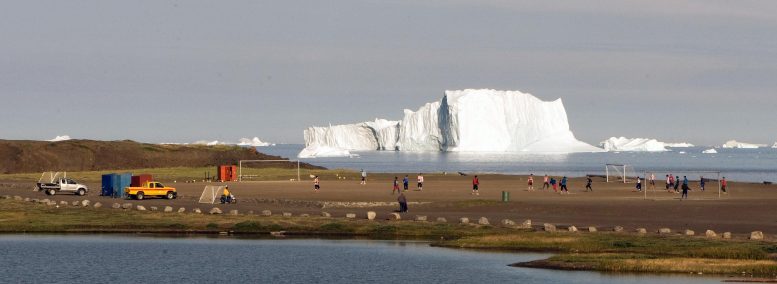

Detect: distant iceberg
[237, 137, 275, 147]
[300, 89, 602, 157]
[664, 142, 695, 148]
[47, 135, 72, 142]
[599, 137, 667, 152]
[721, 140, 766, 149]
[297, 144, 354, 158]
[772, 142, 777, 149]
[702, 148, 718, 154]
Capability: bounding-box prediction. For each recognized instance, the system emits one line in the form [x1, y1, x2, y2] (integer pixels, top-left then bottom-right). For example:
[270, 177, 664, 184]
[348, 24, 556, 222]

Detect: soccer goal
[642, 170, 723, 200]
[238, 160, 301, 182]
[605, 164, 637, 183]
[198, 185, 225, 204]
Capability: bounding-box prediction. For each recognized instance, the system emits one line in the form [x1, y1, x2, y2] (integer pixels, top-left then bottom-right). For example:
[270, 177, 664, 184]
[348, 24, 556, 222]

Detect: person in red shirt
[472, 175, 480, 196]
[721, 177, 728, 194]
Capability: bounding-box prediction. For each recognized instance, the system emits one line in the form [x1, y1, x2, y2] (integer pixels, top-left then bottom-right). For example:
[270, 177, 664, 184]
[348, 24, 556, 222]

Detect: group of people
[526, 174, 578, 194]
[632, 173, 729, 199]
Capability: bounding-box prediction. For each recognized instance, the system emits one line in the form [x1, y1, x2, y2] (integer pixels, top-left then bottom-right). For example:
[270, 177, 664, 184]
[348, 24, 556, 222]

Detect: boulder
[478, 217, 490, 225]
[47, 201, 57, 206]
[13, 196, 22, 201]
[164, 206, 174, 213]
[750, 231, 764, 240]
[121, 203, 132, 209]
[229, 210, 239, 215]
[388, 213, 401, 220]
[150, 206, 158, 211]
[705, 230, 717, 238]
[81, 200, 90, 207]
[459, 217, 470, 224]
[723, 232, 732, 239]
[300, 214, 310, 218]
[501, 219, 516, 226]
[613, 226, 624, 232]
[262, 210, 273, 216]
[568, 226, 578, 232]
[40, 199, 50, 204]
[543, 223, 557, 232]
[71, 201, 79, 206]
[60, 201, 69, 206]
[282, 212, 293, 217]
[588, 226, 598, 232]
[1, 195, 9, 199]
[636, 228, 647, 234]
[92, 202, 102, 208]
[209, 207, 223, 214]
[521, 219, 532, 229]
[684, 229, 695, 236]
[345, 213, 356, 219]
[136, 205, 147, 211]
[24, 198, 31, 202]
[658, 228, 672, 235]
[193, 208, 202, 214]
[178, 207, 186, 213]
[367, 211, 377, 220]
[247, 210, 255, 215]
[436, 217, 447, 223]
[320, 212, 331, 218]
[415, 215, 428, 222]
[31, 198, 39, 203]
[112, 203, 121, 209]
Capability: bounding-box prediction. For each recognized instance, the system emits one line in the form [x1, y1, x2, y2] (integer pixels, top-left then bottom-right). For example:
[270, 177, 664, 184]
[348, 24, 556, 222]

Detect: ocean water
[261, 144, 777, 183]
[0, 235, 720, 283]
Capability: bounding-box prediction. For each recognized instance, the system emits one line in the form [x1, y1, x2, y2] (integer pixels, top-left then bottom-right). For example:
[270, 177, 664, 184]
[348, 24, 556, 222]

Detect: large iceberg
[721, 140, 766, 149]
[664, 142, 695, 148]
[600, 137, 667, 152]
[299, 89, 602, 157]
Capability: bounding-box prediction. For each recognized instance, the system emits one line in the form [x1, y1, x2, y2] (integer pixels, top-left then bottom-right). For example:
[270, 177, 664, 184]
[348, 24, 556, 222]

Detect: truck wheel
[136, 192, 144, 200]
[48, 189, 56, 196]
[166, 192, 174, 200]
[77, 188, 86, 196]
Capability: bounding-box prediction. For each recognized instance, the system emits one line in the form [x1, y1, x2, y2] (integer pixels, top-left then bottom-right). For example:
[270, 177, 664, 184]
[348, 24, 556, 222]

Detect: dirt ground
[3, 174, 776, 235]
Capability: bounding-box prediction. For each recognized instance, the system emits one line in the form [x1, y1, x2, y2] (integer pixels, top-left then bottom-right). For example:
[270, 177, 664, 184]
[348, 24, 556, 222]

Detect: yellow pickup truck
[125, 181, 177, 200]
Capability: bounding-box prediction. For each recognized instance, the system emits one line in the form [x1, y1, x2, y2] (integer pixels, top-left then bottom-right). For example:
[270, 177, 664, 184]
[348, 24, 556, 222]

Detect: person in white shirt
[417, 173, 424, 191]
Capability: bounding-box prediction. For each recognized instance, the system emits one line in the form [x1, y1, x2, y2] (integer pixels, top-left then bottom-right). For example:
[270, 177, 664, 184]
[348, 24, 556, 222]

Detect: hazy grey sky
[1, 1, 776, 145]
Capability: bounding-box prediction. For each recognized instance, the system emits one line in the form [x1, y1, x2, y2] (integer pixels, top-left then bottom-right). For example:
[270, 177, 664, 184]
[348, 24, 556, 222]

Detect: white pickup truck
[37, 178, 89, 196]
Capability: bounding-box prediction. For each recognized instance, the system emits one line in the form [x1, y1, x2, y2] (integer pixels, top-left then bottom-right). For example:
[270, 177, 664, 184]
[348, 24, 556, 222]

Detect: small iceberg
[298, 144, 354, 158]
[702, 149, 718, 154]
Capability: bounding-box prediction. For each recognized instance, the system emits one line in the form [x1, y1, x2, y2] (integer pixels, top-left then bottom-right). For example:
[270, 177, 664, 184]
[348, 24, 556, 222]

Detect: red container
[218, 165, 237, 182]
[131, 174, 153, 187]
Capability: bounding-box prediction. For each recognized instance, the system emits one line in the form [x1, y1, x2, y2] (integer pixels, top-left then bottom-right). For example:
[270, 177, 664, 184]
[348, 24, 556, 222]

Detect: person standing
[542, 174, 550, 190]
[417, 173, 424, 191]
[397, 192, 408, 213]
[313, 176, 320, 192]
[527, 174, 535, 191]
[402, 175, 409, 191]
[585, 176, 593, 192]
[674, 176, 680, 193]
[681, 176, 689, 200]
[392, 176, 400, 195]
[560, 176, 568, 194]
[668, 174, 675, 192]
[635, 176, 642, 192]
[665, 175, 671, 192]
[699, 176, 706, 191]
[649, 173, 656, 190]
[360, 169, 367, 185]
[721, 177, 728, 194]
[472, 175, 480, 196]
[550, 177, 558, 193]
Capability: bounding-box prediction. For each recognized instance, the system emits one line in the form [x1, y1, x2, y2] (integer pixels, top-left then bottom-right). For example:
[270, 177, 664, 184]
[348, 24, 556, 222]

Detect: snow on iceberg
[599, 137, 667, 152]
[300, 89, 602, 156]
[702, 148, 718, 154]
[664, 142, 695, 148]
[47, 135, 72, 142]
[721, 140, 766, 149]
[297, 144, 354, 158]
[237, 137, 275, 147]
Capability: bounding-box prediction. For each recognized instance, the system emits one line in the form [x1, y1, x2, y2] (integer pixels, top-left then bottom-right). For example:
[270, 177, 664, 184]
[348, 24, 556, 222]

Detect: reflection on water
[0, 235, 721, 284]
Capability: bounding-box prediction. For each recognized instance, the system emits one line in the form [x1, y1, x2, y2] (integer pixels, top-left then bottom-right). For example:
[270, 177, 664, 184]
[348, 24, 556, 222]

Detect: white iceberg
[721, 140, 766, 149]
[702, 148, 718, 154]
[47, 135, 72, 142]
[664, 142, 695, 148]
[599, 137, 667, 152]
[237, 137, 275, 147]
[297, 144, 353, 158]
[300, 89, 602, 156]
[193, 140, 228, 146]
[772, 142, 777, 148]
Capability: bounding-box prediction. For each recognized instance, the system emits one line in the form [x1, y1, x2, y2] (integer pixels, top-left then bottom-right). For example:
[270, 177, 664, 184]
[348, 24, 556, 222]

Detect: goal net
[605, 164, 637, 183]
[198, 185, 225, 204]
[238, 160, 301, 182]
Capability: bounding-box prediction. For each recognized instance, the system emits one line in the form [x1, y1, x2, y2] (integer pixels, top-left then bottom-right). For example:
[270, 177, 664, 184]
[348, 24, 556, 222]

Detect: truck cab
[125, 181, 176, 200]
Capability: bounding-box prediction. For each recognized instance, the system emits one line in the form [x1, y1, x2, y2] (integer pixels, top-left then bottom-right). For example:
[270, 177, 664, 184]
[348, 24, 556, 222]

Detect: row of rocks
[541, 222, 765, 240]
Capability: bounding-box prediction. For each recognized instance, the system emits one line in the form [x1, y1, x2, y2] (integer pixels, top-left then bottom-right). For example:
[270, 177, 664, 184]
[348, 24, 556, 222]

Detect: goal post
[605, 164, 636, 183]
[238, 160, 301, 182]
[199, 185, 225, 204]
[642, 170, 723, 200]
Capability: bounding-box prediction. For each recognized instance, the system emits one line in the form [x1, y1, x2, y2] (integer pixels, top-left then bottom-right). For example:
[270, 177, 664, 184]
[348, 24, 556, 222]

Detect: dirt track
[2, 174, 776, 235]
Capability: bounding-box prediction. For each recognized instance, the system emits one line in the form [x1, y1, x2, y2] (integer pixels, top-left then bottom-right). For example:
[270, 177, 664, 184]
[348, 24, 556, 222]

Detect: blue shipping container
[114, 173, 132, 198]
[101, 174, 117, 196]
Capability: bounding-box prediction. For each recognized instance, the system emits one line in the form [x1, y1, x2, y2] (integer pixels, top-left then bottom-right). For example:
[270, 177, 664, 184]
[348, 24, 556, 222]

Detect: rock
[300, 214, 310, 217]
[705, 230, 717, 238]
[283, 212, 293, 217]
[112, 203, 121, 209]
[436, 217, 447, 223]
[1, 195, 9, 199]
[31, 198, 39, 203]
[543, 223, 557, 232]
[193, 208, 202, 214]
[209, 207, 222, 214]
[164, 206, 173, 213]
[415, 215, 428, 222]
[613, 226, 624, 232]
[13, 196, 22, 201]
[247, 210, 255, 215]
[136, 205, 146, 211]
[71, 201, 79, 206]
[684, 229, 695, 236]
[568, 226, 578, 232]
[723, 232, 732, 239]
[24, 198, 31, 202]
[229, 210, 239, 215]
[636, 228, 647, 234]
[521, 219, 532, 229]
[459, 217, 470, 224]
[478, 217, 490, 225]
[501, 219, 516, 226]
[320, 212, 331, 218]
[40, 199, 50, 204]
[750, 231, 764, 240]
[60, 201, 69, 206]
[588, 226, 598, 232]
[178, 207, 186, 213]
[262, 210, 273, 216]
[150, 206, 158, 211]
[121, 203, 132, 209]
[658, 228, 672, 235]
[345, 213, 356, 219]
[388, 213, 401, 220]
[81, 200, 90, 207]
[47, 201, 57, 206]
[367, 211, 377, 220]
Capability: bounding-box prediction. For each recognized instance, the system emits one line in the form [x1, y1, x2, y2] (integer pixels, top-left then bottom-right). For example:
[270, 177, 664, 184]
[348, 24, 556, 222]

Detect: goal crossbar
[238, 160, 301, 182]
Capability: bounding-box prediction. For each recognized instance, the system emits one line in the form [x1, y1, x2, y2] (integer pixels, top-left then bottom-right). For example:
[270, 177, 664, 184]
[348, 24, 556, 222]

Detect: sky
[1, 0, 776, 146]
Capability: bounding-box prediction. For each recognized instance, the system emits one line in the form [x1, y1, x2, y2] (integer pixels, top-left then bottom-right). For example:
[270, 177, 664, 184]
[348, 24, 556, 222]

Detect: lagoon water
[263, 144, 777, 183]
[0, 235, 720, 283]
